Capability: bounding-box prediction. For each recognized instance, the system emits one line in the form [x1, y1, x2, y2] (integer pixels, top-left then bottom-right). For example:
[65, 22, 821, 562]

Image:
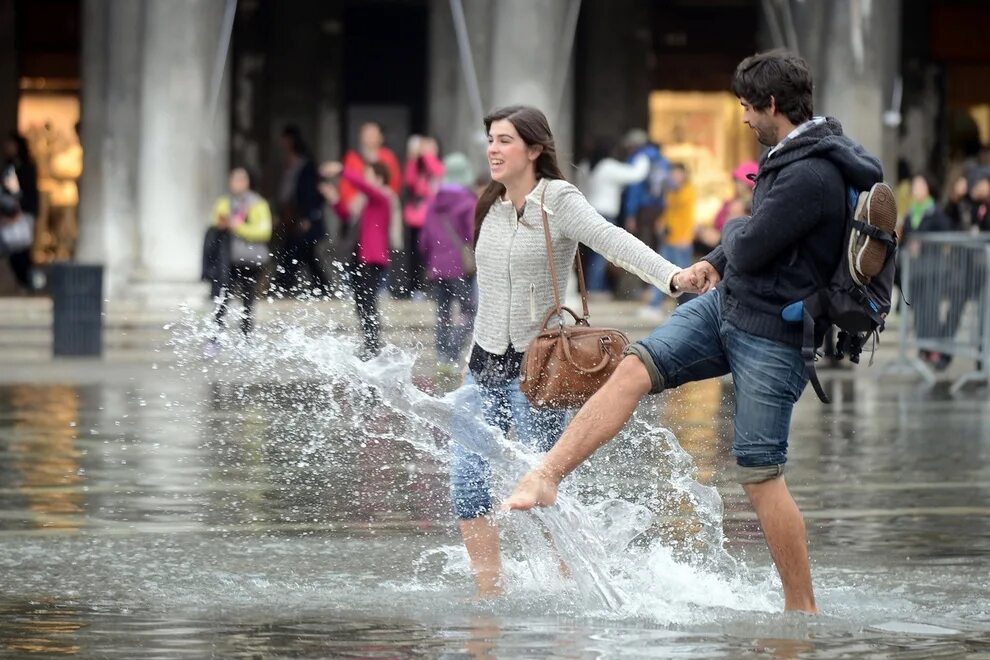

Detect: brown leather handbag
[519, 188, 630, 409]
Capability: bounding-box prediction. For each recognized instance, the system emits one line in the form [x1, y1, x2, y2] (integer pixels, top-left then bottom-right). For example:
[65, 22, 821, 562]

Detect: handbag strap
[537, 183, 591, 324]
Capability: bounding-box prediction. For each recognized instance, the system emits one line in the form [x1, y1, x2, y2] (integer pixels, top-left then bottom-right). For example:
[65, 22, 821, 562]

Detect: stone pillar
[428, 0, 578, 172]
[0, 0, 17, 137]
[427, 0, 493, 170]
[135, 0, 228, 288]
[792, 0, 901, 179]
[77, 0, 144, 297]
[490, 0, 576, 163]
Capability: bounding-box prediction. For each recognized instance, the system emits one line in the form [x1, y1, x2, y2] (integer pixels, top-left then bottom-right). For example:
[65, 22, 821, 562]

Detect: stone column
[792, 0, 901, 179]
[428, 0, 578, 171]
[490, 0, 577, 163]
[135, 0, 228, 289]
[427, 0, 494, 170]
[77, 0, 144, 297]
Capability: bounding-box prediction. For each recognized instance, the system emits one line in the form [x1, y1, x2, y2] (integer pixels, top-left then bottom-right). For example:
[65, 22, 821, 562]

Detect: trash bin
[51, 263, 103, 357]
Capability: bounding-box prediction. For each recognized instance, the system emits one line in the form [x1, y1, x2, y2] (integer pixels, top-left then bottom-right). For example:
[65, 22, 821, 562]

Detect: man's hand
[502, 468, 560, 511]
[676, 260, 720, 294]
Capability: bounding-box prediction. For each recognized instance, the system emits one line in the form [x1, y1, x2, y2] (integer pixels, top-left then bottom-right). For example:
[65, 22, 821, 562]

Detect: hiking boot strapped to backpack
[786, 182, 898, 403]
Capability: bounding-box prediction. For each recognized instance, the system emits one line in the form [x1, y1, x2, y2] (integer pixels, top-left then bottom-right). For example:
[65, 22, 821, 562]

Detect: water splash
[167, 301, 774, 621]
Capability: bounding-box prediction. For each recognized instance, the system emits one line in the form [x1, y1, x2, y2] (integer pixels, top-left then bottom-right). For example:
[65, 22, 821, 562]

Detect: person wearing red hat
[697, 160, 759, 251]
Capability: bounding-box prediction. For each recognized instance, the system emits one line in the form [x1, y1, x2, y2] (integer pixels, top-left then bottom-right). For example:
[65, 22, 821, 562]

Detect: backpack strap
[802, 306, 830, 403]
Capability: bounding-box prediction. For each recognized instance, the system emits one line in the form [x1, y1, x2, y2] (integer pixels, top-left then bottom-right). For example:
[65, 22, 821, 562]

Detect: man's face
[740, 98, 779, 147]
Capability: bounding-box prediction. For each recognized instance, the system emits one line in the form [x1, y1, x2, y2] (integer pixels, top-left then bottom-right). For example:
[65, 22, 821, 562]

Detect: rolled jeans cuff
[735, 463, 786, 484]
[622, 343, 666, 394]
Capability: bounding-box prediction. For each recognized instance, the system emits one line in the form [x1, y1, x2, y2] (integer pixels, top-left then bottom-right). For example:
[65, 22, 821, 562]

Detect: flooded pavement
[1, 331, 989, 657]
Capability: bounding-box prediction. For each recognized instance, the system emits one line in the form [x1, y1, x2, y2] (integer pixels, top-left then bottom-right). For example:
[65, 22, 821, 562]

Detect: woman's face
[228, 169, 249, 195]
[911, 175, 929, 202]
[487, 119, 537, 186]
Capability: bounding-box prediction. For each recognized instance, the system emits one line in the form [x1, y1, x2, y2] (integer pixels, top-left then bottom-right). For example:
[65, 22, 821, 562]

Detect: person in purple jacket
[418, 153, 478, 372]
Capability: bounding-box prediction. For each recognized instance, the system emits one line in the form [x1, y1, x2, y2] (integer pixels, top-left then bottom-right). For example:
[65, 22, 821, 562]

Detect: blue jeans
[651, 244, 694, 306]
[624, 290, 808, 478]
[449, 373, 566, 519]
[585, 215, 618, 292]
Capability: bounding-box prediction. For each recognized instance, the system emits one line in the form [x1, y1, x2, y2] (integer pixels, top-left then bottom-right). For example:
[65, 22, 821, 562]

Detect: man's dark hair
[731, 50, 813, 125]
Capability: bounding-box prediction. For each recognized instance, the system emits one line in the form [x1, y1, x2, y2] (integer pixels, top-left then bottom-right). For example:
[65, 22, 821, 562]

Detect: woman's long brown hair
[474, 105, 567, 244]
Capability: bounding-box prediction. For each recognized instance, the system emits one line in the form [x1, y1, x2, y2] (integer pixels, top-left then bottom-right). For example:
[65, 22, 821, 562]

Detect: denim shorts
[449, 373, 566, 519]
[623, 289, 808, 482]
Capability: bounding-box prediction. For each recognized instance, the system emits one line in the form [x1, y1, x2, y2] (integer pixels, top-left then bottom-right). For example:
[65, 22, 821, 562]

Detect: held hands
[672, 260, 721, 295]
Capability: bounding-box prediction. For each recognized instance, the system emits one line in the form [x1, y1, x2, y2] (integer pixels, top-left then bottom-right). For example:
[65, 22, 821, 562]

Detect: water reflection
[1, 385, 84, 531]
[0, 366, 988, 657]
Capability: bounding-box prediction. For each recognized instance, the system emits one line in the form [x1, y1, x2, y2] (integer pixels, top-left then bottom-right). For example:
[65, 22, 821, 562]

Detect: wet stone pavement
[0, 351, 988, 658]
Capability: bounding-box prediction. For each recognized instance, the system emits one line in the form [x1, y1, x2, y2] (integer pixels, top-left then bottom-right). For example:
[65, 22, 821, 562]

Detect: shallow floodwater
[0, 313, 989, 657]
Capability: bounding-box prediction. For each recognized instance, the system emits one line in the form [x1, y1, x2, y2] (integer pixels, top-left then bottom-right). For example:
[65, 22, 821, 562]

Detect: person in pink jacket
[402, 135, 444, 296]
[320, 160, 396, 360]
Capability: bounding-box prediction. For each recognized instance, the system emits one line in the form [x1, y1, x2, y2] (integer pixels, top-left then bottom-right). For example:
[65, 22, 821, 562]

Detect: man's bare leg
[504, 356, 653, 510]
[743, 476, 818, 613]
[459, 516, 503, 598]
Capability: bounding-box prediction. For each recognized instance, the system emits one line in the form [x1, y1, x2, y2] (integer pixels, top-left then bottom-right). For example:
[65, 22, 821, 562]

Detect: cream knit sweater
[473, 178, 681, 354]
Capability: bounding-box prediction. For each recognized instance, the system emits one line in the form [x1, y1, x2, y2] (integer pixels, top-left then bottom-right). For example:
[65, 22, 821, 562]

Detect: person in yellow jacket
[645, 163, 696, 313]
[206, 167, 272, 355]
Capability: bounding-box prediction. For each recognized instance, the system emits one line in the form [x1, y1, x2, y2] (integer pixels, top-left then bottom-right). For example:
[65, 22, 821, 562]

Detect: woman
[452, 105, 702, 597]
[322, 160, 396, 360]
[206, 167, 273, 355]
[402, 135, 444, 297]
[418, 152, 477, 372]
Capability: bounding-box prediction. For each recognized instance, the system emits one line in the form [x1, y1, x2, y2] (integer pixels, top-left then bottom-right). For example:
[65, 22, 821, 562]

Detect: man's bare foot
[472, 584, 504, 601]
[502, 469, 559, 511]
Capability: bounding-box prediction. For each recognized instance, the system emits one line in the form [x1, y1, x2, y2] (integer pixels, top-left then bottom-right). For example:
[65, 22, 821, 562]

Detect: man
[341, 121, 401, 207]
[504, 50, 894, 614]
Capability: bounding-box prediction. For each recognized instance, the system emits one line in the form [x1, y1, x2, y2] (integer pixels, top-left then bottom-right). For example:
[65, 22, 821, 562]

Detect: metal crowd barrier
[896, 232, 990, 393]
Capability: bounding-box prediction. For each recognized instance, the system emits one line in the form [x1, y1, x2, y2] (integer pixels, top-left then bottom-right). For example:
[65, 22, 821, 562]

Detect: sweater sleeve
[721, 165, 825, 273]
[232, 199, 273, 243]
[341, 169, 389, 206]
[703, 245, 728, 274]
[550, 181, 681, 295]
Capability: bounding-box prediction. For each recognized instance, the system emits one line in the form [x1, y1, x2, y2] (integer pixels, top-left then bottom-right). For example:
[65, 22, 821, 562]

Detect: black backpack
[787, 185, 898, 403]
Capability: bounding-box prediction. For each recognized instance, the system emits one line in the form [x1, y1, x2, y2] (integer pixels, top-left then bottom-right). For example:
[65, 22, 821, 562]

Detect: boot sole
[849, 182, 897, 285]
